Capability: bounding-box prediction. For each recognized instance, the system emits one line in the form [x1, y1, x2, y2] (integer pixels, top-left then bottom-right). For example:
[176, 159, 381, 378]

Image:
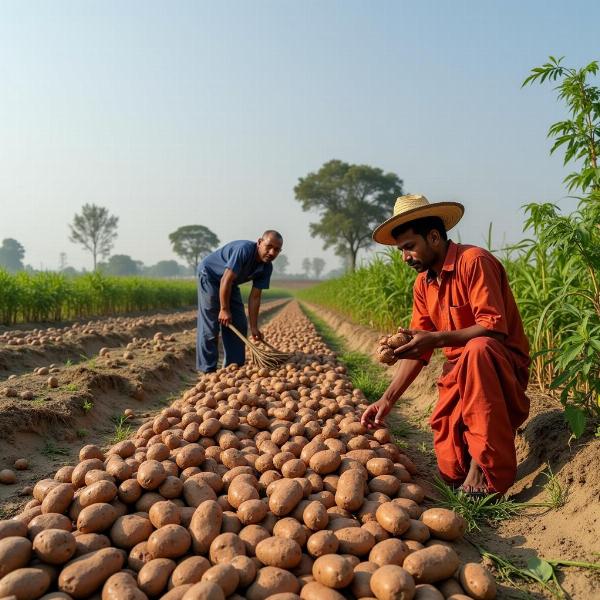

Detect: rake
[227, 324, 292, 369]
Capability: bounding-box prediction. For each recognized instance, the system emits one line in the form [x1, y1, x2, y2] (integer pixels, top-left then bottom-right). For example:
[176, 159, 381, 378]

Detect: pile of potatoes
[376, 330, 413, 366]
[0, 303, 496, 600]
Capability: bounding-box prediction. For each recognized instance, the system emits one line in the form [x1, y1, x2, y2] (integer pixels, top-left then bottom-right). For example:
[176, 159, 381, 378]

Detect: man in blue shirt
[196, 230, 283, 372]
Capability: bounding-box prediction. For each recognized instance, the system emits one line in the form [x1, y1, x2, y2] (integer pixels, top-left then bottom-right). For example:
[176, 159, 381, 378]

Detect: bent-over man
[196, 230, 283, 373]
[361, 195, 530, 495]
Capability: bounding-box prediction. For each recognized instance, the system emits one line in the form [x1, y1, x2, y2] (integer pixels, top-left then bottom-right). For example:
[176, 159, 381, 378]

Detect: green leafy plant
[82, 398, 94, 413]
[110, 414, 133, 444]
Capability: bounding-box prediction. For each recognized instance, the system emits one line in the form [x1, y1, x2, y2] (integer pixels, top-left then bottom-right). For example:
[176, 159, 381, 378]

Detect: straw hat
[372, 194, 464, 245]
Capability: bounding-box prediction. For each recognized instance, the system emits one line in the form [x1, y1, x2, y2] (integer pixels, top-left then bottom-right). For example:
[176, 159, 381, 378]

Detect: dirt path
[303, 302, 600, 600]
[0, 299, 289, 517]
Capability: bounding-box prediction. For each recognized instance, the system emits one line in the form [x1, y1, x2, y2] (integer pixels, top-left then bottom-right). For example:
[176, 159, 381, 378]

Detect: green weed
[41, 440, 69, 457]
[542, 465, 568, 509]
[110, 414, 133, 444]
[82, 398, 94, 413]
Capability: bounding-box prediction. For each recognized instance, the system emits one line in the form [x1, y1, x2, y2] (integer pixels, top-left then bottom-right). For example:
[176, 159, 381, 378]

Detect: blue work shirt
[198, 240, 273, 289]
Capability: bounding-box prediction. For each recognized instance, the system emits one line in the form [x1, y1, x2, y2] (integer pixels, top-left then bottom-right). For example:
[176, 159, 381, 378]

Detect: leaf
[564, 405, 587, 438]
[526, 557, 554, 582]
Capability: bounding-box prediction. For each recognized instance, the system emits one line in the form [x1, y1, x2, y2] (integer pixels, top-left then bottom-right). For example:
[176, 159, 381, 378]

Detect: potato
[269, 479, 304, 516]
[398, 483, 425, 504]
[137, 460, 167, 490]
[420, 508, 466, 541]
[366, 458, 395, 477]
[334, 526, 375, 556]
[79, 480, 117, 508]
[231, 554, 258, 588]
[369, 475, 401, 497]
[246, 566, 300, 600]
[402, 519, 431, 544]
[239, 524, 270, 556]
[376, 503, 410, 536]
[209, 532, 246, 564]
[351, 561, 377, 598]
[228, 481, 259, 509]
[335, 469, 365, 511]
[147, 524, 191, 558]
[148, 500, 180, 528]
[176, 443, 205, 469]
[28, 513, 72, 539]
[41, 483, 74, 514]
[307, 530, 339, 558]
[183, 478, 218, 507]
[71, 459, 105, 489]
[369, 538, 410, 567]
[414, 584, 445, 600]
[237, 498, 268, 525]
[437, 578, 465, 597]
[459, 563, 497, 600]
[118, 479, 143, 504]
[299, 581, 345, 600]
[273, 517, 308, 547]
[303, 500, 328, 531]
[0, 536, 32, 577]
[312, 554, 353, 588]
[0, 519, 27, 540]
[189, 500, 222, 554]
[102, 572, 147, 600]
[74, 532, 111, 556]
[110, 514, 153, 549]
[201, 563, 239, 596]
[370, 565, 416, 600]
[362, 521, 390, 543]
[77, 503, 118, 534]
[32, 529, 76, 564]
[181, 581, 225, 600]
[138, 557, 176, 596]
[0, 567, 51, 600]
[268, 595, 301, 600]
[403, 545, 460, 584]
[170, 555, 211, 587]
[58, 547, 124, 598]
[309, 450, 341, 475]
[391, 498, 422, 519]
[255, 536, 302, 569]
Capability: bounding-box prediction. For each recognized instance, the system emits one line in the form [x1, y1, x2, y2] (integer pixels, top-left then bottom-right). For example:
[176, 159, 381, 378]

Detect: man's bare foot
[460, 458, 489, 493]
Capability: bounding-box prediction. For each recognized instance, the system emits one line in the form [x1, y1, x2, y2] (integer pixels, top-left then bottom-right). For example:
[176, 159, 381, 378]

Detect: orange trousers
[430, 337, 530, 494]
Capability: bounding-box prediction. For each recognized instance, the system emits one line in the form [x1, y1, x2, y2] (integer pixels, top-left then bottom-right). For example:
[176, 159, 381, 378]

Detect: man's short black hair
[262, 230, 283, 241]
[391, 216, 448, 241]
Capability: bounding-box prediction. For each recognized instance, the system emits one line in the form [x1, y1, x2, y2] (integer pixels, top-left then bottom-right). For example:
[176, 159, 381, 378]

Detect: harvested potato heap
[0, 303, 496, 600]
[376, 330, 413, 366]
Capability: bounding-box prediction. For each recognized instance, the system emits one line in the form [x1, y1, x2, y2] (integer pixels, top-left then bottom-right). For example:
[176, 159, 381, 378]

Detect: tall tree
[100, 254, 142, 276]
[272, 253, 289, 276]
[295, 160, 404, 270]
[69, 204, 119, 271]
[0, 238, 25, 272]
[301, 257, 312, 278]
[147, 260, 183, 278]
[169, 225, 220, 271]
[312, 257, 326, 279]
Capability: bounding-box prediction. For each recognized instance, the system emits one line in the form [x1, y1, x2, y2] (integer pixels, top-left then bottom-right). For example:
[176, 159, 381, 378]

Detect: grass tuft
[41, 440, 69, 457]
[110, 414, 133, 444]
[433, 477, 543, 532]
[542, 465, 568, 509]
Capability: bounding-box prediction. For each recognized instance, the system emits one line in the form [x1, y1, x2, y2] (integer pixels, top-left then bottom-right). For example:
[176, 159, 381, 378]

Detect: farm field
[0, 300, 497, 600]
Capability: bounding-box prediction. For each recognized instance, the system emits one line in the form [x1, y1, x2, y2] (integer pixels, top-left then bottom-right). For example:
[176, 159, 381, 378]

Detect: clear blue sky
[1, 1, 598, 272]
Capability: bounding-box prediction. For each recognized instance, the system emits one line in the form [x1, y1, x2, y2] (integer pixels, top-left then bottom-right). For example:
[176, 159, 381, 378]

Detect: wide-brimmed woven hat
[372, 194, 464, 245]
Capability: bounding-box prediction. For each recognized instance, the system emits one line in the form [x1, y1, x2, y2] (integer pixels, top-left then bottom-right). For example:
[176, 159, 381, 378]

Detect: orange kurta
[410, 241, 530, 493]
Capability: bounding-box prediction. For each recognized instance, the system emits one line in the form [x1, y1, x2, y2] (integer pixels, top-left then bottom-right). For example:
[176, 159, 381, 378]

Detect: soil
[304, 302, 600, 600]
[0, 299, 289, 518]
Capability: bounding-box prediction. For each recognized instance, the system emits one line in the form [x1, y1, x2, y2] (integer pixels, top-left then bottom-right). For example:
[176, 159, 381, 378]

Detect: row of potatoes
[0, 302, 497, 600]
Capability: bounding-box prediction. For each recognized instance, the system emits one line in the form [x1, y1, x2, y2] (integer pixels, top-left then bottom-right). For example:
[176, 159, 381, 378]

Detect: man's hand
[218, 308, 232, 327]
[393, 328, 439, 359]
[251, 328, 264, 342]
[361, 397, 394, 430]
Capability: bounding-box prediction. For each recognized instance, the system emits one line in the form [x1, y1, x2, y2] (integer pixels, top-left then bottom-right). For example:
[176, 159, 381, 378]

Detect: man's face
[394, 229, 437, 273]
[257, 235, 283, 263]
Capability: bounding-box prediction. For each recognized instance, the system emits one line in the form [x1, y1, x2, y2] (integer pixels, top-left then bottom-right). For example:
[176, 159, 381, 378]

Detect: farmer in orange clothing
[361, 195, 530, 495]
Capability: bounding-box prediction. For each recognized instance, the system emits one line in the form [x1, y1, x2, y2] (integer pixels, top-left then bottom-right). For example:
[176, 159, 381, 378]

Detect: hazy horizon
[1, 1, 598, 274]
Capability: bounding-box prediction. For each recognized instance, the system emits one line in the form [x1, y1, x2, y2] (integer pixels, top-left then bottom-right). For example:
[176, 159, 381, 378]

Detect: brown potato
[79, 480, 117, 508]
[28, 513, 72, 539]
[74, 532, 111, 557]
[239, 524, 270, 556]
[335, 469, 365, 511]
[269, 479, 304, 516]
[312, 554, 353, 588]
[137, 460, 167, 490]
[303, 500, 328, 531]
[403, 545, 460, 584]
[420, 508, 466, 541]
[459, 563, 497, 600]
[309, 450, 342, 475]
[32, 529, 76, 564]
[255, 536, 302, 569]
[376, 503, 410, 536]
[110, 514, 153, 549]
[147, 524, 191, 559]
[201, 563, 239, 596]
[41, 483, 74, 515]
[102, 572, 147, 600]
[414, 584, 445, 599]
[209, 532, 246, 564]
[370, 565, 416, 600]
[273, 517, 308, 547]
[369, 538, 410, 567]
[170, 555, 211, 587]
[181, 581, 225, 600]
[183, 478, 218, 507]
[246, 566, 300, 600]
[58, 547, 124, 598]
[0, 535, 32, 577]
[351, 561, 378, 598]
[189, 499, 222, 554]
[138, 557, 176, 596]
[149, 500, 180, 528]
[306, 530, 339, 558]
[334, 526, 375, 556]
[0, 519, 27, 540]
[0, 567, 51, 600]
[231, 554, 258, 588]
[77, 503, 118, 534]
[299, 581, 345, 600]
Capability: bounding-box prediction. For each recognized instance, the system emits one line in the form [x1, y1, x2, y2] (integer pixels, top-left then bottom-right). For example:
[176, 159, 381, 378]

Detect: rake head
[227, 324, 291, 369]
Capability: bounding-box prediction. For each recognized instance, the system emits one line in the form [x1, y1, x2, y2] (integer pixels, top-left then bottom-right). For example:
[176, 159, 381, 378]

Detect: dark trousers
[196, 274, 247, 372]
